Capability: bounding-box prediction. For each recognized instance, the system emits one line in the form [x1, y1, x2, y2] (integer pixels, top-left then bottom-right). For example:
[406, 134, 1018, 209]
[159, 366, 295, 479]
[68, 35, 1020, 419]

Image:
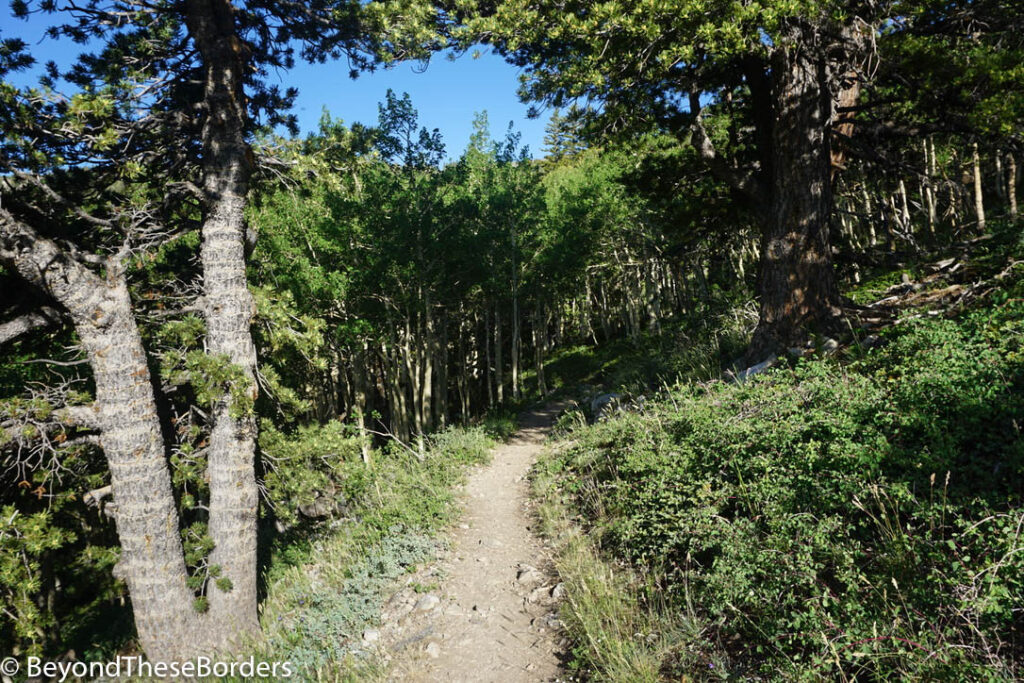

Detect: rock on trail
[380, 405, 567, 682]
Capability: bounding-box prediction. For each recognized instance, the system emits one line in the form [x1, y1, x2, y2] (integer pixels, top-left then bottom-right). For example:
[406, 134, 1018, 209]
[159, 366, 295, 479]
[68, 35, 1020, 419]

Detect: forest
[0, 0, 1022, 680]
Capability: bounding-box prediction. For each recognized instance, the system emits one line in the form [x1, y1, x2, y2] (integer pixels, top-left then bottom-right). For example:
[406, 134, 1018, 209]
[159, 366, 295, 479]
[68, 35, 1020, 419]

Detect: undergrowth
[247, 422, 502, 680]
[538, 245, 1024, 679]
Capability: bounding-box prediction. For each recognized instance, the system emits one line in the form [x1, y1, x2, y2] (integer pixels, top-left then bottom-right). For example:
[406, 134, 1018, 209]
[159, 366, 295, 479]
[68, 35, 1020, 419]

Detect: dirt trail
[379, 405, 566, 682]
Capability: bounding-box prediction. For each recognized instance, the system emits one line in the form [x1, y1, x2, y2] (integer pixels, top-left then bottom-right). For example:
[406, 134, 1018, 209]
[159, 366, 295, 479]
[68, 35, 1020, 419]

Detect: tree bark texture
[748, 26, 843, 360]
[0, 213, 201, 661]
[184, 0, 260, 643]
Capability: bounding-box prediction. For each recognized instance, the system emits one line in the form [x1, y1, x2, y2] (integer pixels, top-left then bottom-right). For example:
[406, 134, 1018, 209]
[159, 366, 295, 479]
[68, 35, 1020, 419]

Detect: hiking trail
[377, 405, 567, 682]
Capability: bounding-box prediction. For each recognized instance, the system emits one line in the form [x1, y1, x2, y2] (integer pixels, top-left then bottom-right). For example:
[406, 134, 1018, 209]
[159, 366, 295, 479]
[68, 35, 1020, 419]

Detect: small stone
[516, 565, 542, 587]
[425, 641, 441, 659]
[458, 523, 470, 529]
[386, 587, 415, 609]
[551, 582, 566, 600]
[528, 586, 553, 604]
[415, 594, 440, 612]
[822, 338, 839, 353]
[361, 628, 380, 644]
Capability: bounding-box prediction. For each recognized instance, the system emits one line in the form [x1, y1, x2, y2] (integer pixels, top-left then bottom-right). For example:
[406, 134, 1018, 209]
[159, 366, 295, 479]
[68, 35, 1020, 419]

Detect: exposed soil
[378, 405, 567, 682]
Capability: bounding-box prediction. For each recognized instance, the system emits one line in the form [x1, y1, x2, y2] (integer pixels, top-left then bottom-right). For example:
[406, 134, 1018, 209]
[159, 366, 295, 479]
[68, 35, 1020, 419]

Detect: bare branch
[688, 92, 769, 207]
[0, 307, 63, 345]
[56, 405, 101, 430]
[83, 485, 113, 507]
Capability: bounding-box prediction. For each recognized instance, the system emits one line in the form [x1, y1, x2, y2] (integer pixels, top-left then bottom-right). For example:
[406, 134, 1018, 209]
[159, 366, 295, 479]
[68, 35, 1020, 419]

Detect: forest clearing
[1, 0, 1022, 680]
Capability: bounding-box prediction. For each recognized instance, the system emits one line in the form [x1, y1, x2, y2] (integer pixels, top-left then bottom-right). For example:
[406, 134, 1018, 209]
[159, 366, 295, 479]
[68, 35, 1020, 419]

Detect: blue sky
[1, 10, 550, 159]
[287, 52, 549, 159]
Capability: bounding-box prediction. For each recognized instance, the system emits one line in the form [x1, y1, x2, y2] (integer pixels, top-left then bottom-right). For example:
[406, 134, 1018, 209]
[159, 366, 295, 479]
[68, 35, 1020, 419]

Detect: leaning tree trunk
[747, 31, 844, 362]
[184, 0, 260, 645]
[0, 215, 201, 662]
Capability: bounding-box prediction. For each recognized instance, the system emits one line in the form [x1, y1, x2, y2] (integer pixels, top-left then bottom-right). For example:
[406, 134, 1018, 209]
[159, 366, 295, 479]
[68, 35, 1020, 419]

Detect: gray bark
[0, 211, 201, 662]
[923, 140, 936, 232]
[184, 0, 260, 645]
[0, 306, 61, 345]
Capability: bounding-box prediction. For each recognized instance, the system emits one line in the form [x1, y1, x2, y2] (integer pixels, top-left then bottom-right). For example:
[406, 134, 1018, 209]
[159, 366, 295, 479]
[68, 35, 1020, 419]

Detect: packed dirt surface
[379, 405, 567, 682]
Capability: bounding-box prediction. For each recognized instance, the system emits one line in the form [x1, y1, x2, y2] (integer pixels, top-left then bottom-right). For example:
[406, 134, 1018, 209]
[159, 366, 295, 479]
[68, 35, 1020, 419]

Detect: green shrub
[547, 312, 1024, 680]
[254, 421, 500, 678]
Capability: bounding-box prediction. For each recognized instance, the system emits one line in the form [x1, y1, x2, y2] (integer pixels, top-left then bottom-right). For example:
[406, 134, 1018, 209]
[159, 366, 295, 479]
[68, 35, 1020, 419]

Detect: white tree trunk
[1009, 153, 1018, 220]
[973, 142, 987, 231]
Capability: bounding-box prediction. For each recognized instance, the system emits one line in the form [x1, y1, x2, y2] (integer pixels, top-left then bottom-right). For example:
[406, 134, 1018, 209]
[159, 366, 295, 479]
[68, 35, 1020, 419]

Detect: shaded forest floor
[524, 222, 1024, 680]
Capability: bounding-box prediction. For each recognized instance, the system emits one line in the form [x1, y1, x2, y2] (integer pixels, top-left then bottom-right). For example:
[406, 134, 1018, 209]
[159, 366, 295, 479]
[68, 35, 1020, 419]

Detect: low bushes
[253, 421, 499, 679]
[544, 306, 1024, 679]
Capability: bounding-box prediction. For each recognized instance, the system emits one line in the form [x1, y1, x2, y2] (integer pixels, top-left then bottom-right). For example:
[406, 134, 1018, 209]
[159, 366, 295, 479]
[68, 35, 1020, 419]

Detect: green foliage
[265, 532, 436, 673]
[480, 410, 518, 442]
[545, 305, 1024, 679]
[255, 421, 499, 678]
[260, 420, 365, 525]
[0, 507, 74, 655]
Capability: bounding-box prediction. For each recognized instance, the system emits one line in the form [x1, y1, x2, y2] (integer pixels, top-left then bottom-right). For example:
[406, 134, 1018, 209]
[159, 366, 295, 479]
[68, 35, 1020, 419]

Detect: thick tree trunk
[747, 33, 843, 361]
[184, 0, 260, 644]
[0, 216, 200, 662]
